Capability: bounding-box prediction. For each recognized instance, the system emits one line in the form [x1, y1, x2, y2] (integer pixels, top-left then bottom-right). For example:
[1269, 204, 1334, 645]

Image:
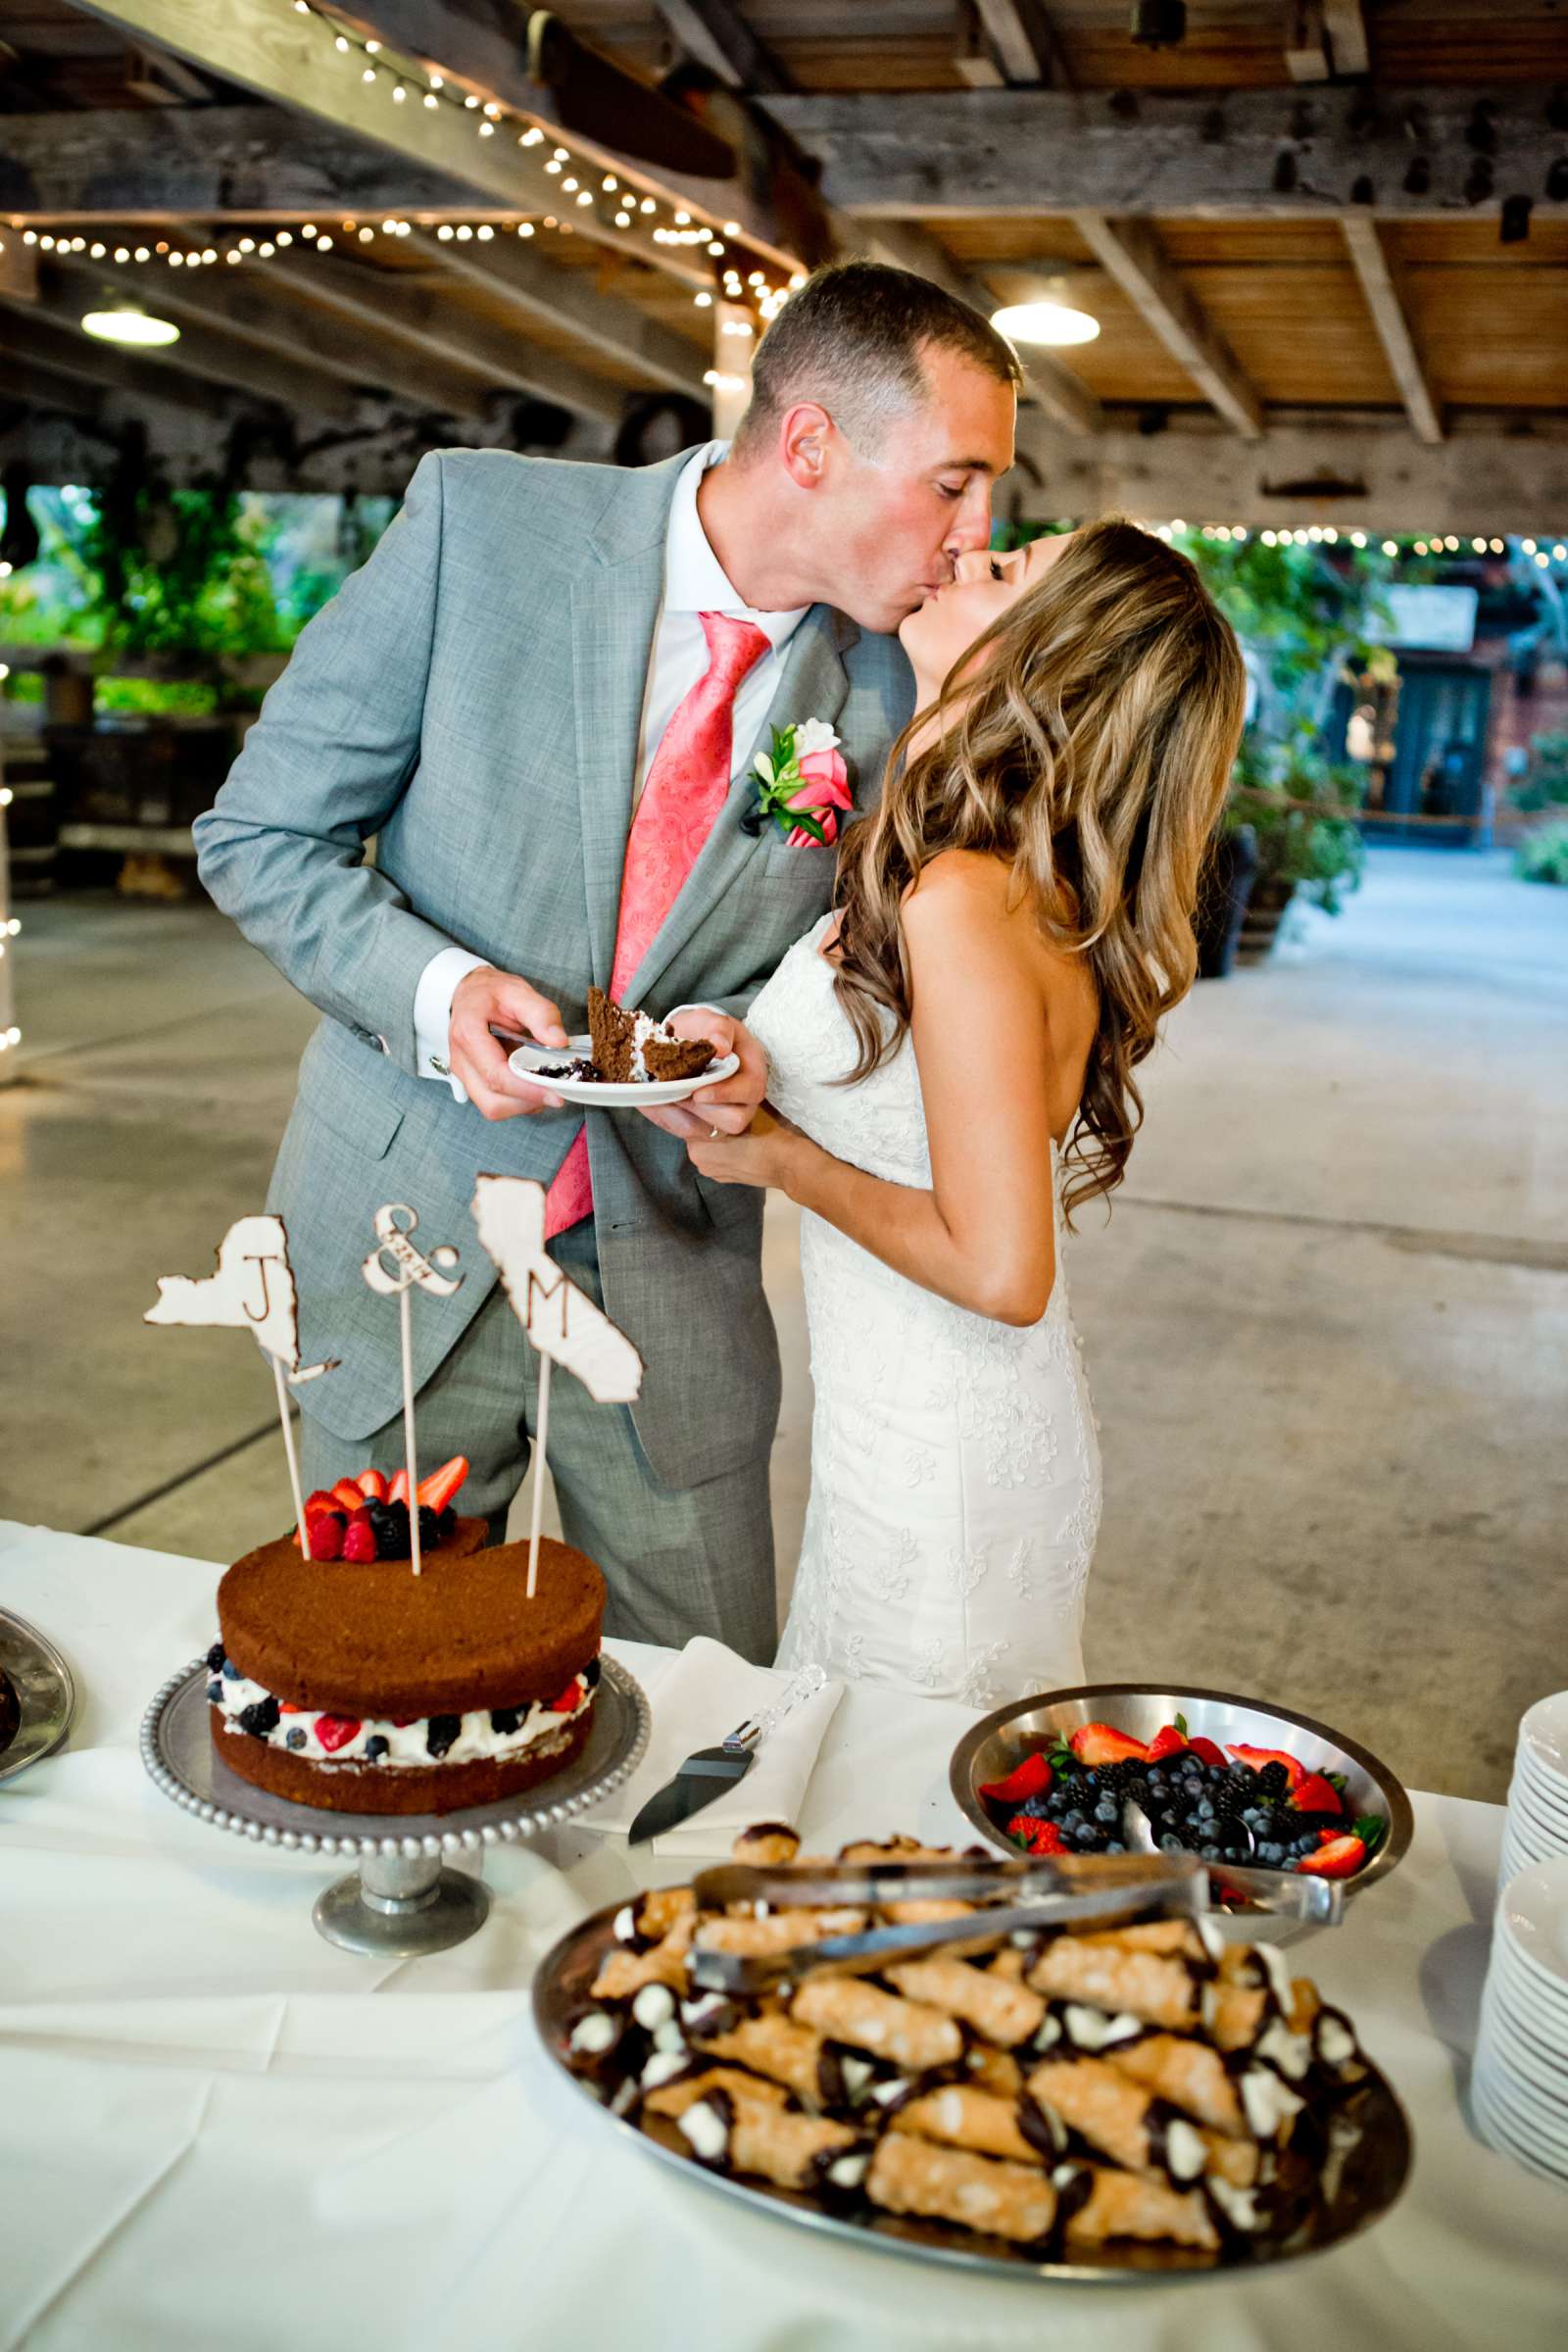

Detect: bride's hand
[686, 1103, 809, 1192]
[635, 1009, 767, 1140]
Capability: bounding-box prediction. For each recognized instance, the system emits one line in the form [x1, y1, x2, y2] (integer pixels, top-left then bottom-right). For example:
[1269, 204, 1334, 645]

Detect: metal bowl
[952, 1683, 1412, 1927]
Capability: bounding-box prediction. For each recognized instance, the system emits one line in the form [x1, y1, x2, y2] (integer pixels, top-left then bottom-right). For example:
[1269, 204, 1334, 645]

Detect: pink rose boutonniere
[744, 717, 853, 848]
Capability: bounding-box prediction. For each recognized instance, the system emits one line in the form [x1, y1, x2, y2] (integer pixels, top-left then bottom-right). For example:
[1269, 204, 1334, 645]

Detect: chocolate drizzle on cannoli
[1016, 2088, 1069, 2161]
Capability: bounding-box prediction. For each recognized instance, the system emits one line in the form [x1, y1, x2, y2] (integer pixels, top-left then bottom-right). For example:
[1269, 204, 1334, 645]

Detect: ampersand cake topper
[360, 1202, 464, 1577]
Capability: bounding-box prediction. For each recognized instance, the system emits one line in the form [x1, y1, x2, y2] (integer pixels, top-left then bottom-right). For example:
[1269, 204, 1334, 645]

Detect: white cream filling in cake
[208, 1660, 595, 1767]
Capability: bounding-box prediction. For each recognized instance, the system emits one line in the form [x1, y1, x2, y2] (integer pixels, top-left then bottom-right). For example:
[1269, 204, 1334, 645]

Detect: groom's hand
[636, 1008, 767, 1141]
[448, 964, 570, 1121]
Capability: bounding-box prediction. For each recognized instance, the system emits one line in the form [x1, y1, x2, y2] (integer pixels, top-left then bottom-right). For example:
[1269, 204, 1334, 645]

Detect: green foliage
[1509, 731, 1568, 813]
[1227, 722, 1366, 914]
[93, 677, 220, 718]
[1515, 819, 1568, 886]
[1177, 528, 1394, 715]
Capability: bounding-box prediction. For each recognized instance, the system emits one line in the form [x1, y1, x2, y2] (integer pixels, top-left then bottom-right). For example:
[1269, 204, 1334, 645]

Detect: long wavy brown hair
[833, 517, 1247, 1221]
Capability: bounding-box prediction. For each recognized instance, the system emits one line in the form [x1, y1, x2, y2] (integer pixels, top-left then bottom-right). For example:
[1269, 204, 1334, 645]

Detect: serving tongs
[685, 1849, 1342, 1994]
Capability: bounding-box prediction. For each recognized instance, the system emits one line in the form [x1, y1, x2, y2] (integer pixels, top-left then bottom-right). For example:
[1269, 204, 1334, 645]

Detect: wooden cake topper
[146, 1213, 338, 1556]
[361, 1203, 464, 1577]
[470, 1174, 645, 1596]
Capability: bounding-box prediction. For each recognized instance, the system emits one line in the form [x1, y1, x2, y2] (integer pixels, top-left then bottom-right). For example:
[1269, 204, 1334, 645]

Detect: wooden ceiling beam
[0, 301, 238, 420]
[655, 1, 793, 95]
[20, 268, 363, 419]
[61, 1, 718, 285]
[762, 84, 1567, 220]
[417, 229, 708, 400]
[0, 354, 106, 420]
[858, 216, 1102, 439]
[1323, 3, 1372, 77]
[1070, 213, 1262, 440]
[970, 1, 1070, 86]
[1340, 215, 1443, 446]
[114, 255, 494, 418]
[248, 246, 625, 426]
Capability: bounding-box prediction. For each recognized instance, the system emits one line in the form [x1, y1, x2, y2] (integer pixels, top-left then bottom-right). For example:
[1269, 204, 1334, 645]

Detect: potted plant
[1225, 724, 1365, 961]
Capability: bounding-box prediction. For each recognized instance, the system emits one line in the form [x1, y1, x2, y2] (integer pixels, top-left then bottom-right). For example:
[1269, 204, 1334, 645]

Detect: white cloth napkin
[592, 1636, 842, 1857]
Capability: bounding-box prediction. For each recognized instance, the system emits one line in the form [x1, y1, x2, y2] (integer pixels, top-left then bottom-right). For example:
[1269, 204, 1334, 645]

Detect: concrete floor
[2, 849, 1563, 1799]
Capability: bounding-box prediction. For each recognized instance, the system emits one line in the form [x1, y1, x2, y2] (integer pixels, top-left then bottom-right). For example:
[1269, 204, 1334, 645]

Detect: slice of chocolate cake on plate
[587, 987, 716, 1085]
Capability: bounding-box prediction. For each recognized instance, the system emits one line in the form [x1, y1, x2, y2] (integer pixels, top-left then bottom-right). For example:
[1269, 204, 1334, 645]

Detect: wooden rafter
[1340, 216, 1443, 446]
[970, 1, 1069, 86]
[248, 247, 625, 425]
[1069, 214, 1262, 440]
[762, 85, 1566, 220]
[0, 302, 238, 420]
[655, 0, 792, 95]
[858, 217, 1102, 440]
[416, 230, 709, 400]
[21, 266, 363, 419]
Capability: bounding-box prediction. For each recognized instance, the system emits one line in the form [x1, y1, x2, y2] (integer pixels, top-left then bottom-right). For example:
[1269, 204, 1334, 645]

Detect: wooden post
[710, 298, 756, 441]
[0, 709, 16, 1088]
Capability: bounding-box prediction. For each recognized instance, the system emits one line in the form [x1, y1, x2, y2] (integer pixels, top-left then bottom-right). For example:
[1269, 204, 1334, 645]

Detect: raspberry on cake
[586, 987, 716, 1085]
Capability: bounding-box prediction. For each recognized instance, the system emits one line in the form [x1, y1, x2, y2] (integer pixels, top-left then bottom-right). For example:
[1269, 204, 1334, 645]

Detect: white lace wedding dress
[748, 912, 1102, 1708]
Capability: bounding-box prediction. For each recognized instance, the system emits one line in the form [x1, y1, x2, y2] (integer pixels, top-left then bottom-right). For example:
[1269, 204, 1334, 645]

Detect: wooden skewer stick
[272, 1351, 311, 1560]
[526, 1351, 553, 1600]
[399, 1286, 421, 1579]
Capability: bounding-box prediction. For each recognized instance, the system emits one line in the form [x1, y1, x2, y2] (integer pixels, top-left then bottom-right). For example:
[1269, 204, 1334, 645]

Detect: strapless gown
[746, 913, 1101, 1707]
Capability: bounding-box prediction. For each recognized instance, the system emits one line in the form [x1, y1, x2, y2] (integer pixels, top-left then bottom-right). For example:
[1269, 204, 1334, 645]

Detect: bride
[686, 518, 1246, 1705]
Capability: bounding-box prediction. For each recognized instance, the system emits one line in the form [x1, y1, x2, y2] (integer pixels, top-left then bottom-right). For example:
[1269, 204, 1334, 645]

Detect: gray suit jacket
[195, 446, 914, 1487]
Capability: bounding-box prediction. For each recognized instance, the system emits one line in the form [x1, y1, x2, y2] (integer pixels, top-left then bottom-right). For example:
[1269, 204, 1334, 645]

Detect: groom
[195, 261, 1018, 1661]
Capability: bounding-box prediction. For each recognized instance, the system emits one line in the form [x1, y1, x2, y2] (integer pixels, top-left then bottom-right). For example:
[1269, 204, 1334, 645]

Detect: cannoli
[591, 1909, 696, 1999]
[686, 2008, 845, 2107]
[1206, 1981, 1270, 2052]
[1026, 1936, 1201, 2031]
[1028, 2055, 1207, 2186]
[693, 1905, 866, 1957]
[1065, 2164, 1220, 2254]
[677, 2086, 858, 2192]
[964, 2042, 1025, 2099]
[1034, 2000, 1148, 2057]
[791, 1977, 964, 2071]
[891, 2082, 1045, 2167]
[731, 1823, 802, 1867]
[642, 2065, 789, 2120]
[1077, 1917, 1212, 1962]
[1108, 2034, 1248, 2137]
[866, 2132, 1059, 2245]
[613, 1886, 695, 1945]
[884, 1956, 1046, 2047]
[1199, 2130, 1268, 2189]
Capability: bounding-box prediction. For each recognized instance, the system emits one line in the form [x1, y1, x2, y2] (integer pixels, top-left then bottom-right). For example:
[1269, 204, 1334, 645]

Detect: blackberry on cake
[586, 987, 716, 1085]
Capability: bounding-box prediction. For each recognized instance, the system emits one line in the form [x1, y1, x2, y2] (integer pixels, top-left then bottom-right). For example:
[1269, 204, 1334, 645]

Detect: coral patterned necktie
[543, 611, 772, 1239]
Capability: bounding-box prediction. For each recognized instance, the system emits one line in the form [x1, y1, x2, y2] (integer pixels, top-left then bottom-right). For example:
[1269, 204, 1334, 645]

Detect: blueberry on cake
[586, 987, 716, 1085]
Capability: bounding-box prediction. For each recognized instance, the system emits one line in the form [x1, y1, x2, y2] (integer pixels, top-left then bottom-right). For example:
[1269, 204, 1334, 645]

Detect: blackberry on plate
[426, 1714, 461, 1759]
[1258, 1761, 1291, 1798]
[238, 1696, 280, 1740]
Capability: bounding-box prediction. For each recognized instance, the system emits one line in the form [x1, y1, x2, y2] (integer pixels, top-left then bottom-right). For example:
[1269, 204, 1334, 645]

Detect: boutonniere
[743, 717, 853, 848]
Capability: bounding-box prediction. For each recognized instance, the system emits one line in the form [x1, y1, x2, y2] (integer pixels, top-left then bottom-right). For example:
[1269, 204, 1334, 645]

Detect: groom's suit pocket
[293, 1021, 407, 1163]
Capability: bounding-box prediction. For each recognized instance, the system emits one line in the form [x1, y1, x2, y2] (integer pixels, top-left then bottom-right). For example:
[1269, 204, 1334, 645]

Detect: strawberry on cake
[205, 1456, 608, 1816]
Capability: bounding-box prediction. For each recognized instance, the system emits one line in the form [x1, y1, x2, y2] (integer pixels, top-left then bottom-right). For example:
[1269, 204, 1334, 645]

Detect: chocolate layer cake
[207, 1534, 607, 1816]
[587, 987, 716, 1084]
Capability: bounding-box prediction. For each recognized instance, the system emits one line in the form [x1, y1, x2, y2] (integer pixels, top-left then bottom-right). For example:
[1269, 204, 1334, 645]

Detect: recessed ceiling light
[82, 306, 180, 347]
[991, 299, 1100, 348]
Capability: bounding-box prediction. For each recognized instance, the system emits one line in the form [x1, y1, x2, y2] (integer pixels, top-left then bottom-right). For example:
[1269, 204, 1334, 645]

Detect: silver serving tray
[0, 1607, 75, 1786]
[143, 1653, 650, 1857]
[952, 1684, 1412, 1921]
[533, 1903, 1412, 2285]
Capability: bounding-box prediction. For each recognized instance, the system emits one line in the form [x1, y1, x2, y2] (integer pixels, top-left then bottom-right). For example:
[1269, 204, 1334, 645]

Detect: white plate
[1498, 1857, 1568, 1995]
[1484, 1980, 1568, 2077]
[1509, 1779, 1568, 1833]
[1491, 1949, 1568, 2035]
[508, 1035, 740, 1109]
[1519, 1691, 1568, 1785]
[1472, 2080, 1568, 2179]
[1472, 2065, 1568, 2157]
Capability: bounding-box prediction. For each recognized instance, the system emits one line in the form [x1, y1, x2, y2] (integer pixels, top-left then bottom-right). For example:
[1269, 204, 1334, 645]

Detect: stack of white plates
[1473, 1856, 1568, 2180]
[1499, 1690, 1568, 1885]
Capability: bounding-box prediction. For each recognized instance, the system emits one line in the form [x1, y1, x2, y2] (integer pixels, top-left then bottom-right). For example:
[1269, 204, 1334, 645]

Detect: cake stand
[141, 1655, 650, 1957]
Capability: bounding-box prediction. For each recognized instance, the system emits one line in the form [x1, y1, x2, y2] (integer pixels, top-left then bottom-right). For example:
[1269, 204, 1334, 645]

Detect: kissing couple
[198, 261, 1245, 1710]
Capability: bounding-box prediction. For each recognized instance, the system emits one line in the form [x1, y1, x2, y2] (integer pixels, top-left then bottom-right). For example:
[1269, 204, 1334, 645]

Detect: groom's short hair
[731, 262, 1022, 462]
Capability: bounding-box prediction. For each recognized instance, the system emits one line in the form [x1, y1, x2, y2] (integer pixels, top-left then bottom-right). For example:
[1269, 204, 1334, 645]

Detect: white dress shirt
[414, 440, 810, 1095]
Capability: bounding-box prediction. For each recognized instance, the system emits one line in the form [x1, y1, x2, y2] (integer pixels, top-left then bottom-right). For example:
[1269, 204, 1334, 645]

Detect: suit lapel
[624, 603, 859, 1007]
[571, 453, 689, 990]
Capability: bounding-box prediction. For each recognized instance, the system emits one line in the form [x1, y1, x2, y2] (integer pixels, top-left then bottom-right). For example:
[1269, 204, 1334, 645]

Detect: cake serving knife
[627, 1666, 827, 1846]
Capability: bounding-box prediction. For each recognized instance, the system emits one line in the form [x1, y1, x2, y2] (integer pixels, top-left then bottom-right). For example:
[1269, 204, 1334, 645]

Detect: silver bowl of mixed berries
[952, 1684, 1412, 1922]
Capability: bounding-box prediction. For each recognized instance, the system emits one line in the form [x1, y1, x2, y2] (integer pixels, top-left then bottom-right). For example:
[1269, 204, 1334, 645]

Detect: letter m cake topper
[470, 1174, 643, 1594]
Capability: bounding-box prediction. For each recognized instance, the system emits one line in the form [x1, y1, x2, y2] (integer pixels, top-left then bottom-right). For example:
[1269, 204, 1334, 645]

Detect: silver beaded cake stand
[142, 1655, 651, 1957]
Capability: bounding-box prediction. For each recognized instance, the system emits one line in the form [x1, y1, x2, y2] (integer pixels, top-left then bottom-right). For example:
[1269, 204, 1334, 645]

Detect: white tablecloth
[1, 1520, 1564, 2351]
